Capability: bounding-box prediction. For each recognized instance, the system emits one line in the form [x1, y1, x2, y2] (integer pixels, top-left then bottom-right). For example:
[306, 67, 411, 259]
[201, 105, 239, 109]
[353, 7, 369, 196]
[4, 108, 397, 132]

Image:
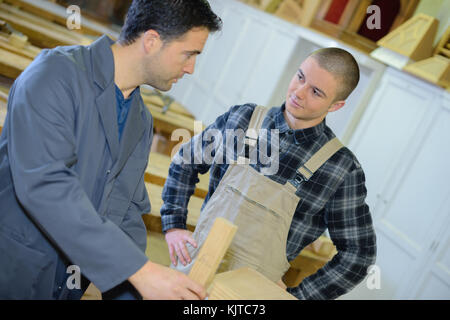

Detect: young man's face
[143, 27, 209, 91]
[284, 56, 345, 130]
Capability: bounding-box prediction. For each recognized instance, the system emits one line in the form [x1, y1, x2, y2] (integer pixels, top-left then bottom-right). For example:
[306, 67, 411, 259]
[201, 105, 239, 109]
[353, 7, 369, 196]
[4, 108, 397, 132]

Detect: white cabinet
[344, 67, 450, 299]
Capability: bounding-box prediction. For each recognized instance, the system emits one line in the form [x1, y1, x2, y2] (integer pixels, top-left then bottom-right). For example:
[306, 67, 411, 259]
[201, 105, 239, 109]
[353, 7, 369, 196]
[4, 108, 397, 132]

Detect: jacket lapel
[89, 35, 120, 163]
[95, 84, 119, 163]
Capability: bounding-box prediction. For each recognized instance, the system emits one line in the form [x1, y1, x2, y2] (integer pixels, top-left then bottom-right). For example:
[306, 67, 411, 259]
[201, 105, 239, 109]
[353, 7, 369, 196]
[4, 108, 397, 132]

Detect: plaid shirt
[160, 103, 377, 300]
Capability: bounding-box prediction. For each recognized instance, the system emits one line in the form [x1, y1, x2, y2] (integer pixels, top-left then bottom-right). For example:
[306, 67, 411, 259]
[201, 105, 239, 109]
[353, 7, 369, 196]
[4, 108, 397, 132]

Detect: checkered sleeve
[288, 165, 377, 300]
[160, 108, 234, 233]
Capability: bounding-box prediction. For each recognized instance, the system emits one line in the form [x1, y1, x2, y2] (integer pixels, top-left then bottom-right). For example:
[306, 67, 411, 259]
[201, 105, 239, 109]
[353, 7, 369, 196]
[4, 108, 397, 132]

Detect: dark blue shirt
[115, 84, 134, 141]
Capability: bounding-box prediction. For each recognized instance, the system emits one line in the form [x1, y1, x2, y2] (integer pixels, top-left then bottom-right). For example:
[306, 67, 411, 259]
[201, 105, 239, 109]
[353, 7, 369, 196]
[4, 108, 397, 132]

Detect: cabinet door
[409, 216, 450, 299]
[396, 92, 450, 299]
[348, 68, 438, 213]
[348, 68, 445, 299]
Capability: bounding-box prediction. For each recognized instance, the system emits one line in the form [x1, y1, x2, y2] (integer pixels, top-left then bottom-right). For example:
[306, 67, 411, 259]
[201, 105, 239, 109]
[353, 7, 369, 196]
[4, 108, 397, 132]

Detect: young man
[162, 48, 377, 300]
[0, 0, 221, 300]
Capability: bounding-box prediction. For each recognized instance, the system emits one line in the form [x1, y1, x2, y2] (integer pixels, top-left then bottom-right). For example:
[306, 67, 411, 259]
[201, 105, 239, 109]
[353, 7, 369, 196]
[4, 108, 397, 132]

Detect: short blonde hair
[308, 47, 360, 101]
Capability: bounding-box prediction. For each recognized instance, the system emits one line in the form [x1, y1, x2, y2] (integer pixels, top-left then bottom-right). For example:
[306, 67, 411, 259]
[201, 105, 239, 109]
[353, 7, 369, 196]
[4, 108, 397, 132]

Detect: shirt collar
[115, 84, 139, 104]
[275, 103, 326, 144]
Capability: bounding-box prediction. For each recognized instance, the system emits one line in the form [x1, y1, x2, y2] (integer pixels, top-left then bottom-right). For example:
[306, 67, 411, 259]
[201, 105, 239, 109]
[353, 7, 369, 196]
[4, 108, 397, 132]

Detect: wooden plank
[283, 254, 328, 288]
[377, 14, 438, 61]
[188, 217, 237, 288]
[145, 103, 201, 136]
[4, 0, 119, 39]
[140, 86, 194, 119]
[145, 152, 210, 199]
[0, 47, 32, 78]
[0, 3, 92, 48]
[299, 0, 322, 27]
[403, 55, 450, 88]
[142, 182, 203, 233]
[0, 33, 41, 59]
[209, 267, 297, 300]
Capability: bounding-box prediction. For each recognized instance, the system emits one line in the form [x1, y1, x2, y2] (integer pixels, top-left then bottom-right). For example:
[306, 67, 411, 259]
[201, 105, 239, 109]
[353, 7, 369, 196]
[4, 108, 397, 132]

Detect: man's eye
[313, 89, 320, 96]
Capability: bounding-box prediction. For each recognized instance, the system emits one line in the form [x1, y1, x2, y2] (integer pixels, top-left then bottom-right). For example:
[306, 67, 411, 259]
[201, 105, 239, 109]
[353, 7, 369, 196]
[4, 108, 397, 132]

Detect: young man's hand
[165, 228, 197, 266]
[128, 260, 206, 300]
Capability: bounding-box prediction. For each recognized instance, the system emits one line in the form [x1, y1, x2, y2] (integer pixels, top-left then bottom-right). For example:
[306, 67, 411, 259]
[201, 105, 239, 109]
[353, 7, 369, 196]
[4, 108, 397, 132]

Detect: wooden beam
[140, 86, 194, 119]
[0, 33, 41, 59]
[145, 103, 201, 136]
[142, 182, 203, 233]
[4, 0, 119, 39]
[0, 47, 32, 78]
[0, 3, 92, 48]
[188, 217, 237, 289]
[144, 152, 210, 199]
[209, 267, 297, 300]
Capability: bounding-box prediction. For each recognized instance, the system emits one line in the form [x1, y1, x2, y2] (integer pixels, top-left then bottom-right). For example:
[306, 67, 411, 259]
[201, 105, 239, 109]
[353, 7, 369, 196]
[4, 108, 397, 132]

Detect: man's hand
[165, 228, 197, 266]
[128, 260, 206, 300]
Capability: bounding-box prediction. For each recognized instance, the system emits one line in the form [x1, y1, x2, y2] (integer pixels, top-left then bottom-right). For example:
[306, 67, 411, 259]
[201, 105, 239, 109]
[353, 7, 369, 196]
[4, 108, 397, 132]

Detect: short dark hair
[119, 0, 222, 45]
[308, 47, 360, 101]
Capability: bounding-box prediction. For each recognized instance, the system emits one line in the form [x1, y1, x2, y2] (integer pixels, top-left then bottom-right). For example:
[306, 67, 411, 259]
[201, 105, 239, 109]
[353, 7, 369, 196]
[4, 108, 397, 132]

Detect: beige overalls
[172, 106, 343, 283]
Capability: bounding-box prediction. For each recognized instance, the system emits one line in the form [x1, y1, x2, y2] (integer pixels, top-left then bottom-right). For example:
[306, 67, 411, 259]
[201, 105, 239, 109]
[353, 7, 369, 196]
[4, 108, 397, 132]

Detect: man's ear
[141, 29, 162, 54]
[328, 100, 345, 113]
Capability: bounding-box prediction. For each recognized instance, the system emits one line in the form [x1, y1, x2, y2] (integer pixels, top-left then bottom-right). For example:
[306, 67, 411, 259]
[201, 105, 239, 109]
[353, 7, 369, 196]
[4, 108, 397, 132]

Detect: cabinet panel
[377, 108, 450, 255]
[412, 223, 450, 299]
[349, 70, 435, 211]
[348, 69, 448, 299]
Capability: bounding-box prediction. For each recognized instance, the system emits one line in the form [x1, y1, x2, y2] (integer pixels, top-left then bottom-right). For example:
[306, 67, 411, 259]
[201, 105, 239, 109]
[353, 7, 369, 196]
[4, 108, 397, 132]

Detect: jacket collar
[90, 35, 146, 169]
[89, 35, 116, 91]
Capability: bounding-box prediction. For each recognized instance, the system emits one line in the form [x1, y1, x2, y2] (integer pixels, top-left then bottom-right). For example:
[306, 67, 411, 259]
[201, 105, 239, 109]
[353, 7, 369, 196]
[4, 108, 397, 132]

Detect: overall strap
[297, 137, 344, 181]
[245, 106, 270, 147]
[297, 137, 343, 181]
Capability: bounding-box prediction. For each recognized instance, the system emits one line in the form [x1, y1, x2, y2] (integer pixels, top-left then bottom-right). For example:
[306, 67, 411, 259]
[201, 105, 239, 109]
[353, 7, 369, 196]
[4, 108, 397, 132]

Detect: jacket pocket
[0, 229, 52, 299]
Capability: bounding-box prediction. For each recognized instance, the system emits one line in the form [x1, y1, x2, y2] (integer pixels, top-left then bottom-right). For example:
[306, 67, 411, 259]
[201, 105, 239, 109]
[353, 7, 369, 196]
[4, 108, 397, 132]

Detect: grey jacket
[0, 35, 153, 299]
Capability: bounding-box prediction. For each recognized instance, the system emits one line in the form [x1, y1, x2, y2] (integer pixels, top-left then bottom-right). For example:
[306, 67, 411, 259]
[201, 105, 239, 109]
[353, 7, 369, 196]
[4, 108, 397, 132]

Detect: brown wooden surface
[4, 0, 119, 39]
[0, 47, 32, 78]
[209, 267, 297, 300]
[377, 14, 438, 61]
[145, 152, 209, 199]
[142, 182, 204, 233]
[0, 33, 41, 59]
[0, 2, 92, 48]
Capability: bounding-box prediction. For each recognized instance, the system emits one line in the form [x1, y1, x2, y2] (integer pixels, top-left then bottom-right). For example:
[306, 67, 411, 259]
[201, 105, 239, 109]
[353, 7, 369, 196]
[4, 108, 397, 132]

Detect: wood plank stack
[142, 151, 210, 233]
[0, 2, 93, 48]
[3, 0, 119, 39]
[209, 267, 297, 300]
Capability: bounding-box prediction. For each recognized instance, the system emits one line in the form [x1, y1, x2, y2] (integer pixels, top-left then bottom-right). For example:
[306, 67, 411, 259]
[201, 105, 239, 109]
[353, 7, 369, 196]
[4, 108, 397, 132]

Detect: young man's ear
[141, 29, 162, 54]
[328, 100, 345, 113]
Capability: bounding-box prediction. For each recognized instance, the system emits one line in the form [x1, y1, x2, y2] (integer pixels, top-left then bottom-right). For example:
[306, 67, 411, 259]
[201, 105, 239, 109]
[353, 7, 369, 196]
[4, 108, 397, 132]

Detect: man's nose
[294, 84, 307, 100]
[183, 57, 196, 75]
